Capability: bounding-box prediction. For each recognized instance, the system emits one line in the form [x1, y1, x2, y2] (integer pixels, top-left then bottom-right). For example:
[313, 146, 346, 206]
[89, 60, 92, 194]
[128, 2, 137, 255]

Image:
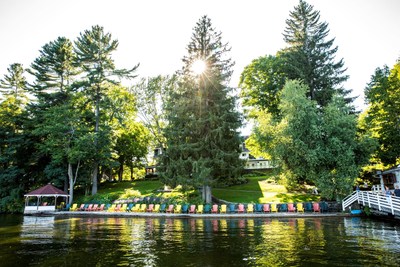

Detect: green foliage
[364, 62, 400, 166]
[239, 55, 286, 116]
[0, 63, 27, 98]
[250, 80, 372, 200]
[131, 75, 176, 152]
[28, 36, 77, 97]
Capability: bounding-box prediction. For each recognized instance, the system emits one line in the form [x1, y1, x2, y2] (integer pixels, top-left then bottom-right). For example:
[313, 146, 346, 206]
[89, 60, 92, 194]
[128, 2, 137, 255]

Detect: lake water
[0, 214, 400, 266]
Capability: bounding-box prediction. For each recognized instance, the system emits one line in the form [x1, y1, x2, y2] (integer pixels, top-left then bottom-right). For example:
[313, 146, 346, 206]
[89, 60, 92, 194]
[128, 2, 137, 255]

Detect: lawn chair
[288, 203, 296, 212]
[263, 203, 271, 212]
[228, 203, 236, 213]
[153, 204, 160, 212]
[174, 204, 182, 213]
[70, 203, 78, 211]
[279, 203, 288, 212]
[320, 201, 328, 212]
[126, 203, 134, 212]
[237, 204, 245, 213]
[166, 204, 174, 213]
[296, 203, 305, 212]
[182, 204, 189, 213]
[211, 204, 219, 213]
[220, 204, 227, 213]
[120, 203, 128, 212]
[139, 204, 147, 212]
[114, 204, 122, 212]
[108, 204, 116, 212]
[204, 204, 211, 213]
[271, 203, 278, 212]
[146, 204, 154, 212]
[255, 204, 263, 213]
[313, 202, 321, 212]
[159, 203, 167, 213]
[246, 204, 254, 213]
[131, 204, 140, 212]
[97, 203, 105, 211]
[305, 202, 313, 212]
[189, 205, 196, 214]
[77, 204, 86, 211]
[89, 204, 98, 211]
[196, 204, 204, 214]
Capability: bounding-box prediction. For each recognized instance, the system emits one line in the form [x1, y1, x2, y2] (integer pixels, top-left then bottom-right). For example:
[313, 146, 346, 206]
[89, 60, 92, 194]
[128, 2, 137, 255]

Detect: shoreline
[26, 211, 355, 219]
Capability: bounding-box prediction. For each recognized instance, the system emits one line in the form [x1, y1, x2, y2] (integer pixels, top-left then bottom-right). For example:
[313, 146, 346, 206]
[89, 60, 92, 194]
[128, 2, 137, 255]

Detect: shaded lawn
[75, 180, 164, 203]
[99, 180, 163, 196]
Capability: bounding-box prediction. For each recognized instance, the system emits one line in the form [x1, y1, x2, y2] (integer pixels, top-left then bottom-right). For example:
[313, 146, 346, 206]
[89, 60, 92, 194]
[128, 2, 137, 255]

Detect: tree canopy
[364, 61, 400, 166]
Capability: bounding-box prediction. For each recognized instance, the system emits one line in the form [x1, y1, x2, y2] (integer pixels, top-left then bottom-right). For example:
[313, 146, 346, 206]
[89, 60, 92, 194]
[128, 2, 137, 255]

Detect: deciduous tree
[364, 62, 400, 166]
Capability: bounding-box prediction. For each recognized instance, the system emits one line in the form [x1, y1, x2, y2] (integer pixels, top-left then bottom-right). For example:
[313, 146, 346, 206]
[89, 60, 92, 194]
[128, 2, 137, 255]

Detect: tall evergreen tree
[27, 37, 79, 192]
[74, 25, 138, 195]
[239, 0, 351, 120]
[160, 16, 243, 203]
[28, 37, 77, 99]
[0, 63, 27, 99]
[282, 0, 350, 107]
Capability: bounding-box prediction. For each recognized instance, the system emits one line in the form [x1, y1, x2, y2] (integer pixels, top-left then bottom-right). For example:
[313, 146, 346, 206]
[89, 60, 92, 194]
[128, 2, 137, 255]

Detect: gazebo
[24, 184, 69, 214]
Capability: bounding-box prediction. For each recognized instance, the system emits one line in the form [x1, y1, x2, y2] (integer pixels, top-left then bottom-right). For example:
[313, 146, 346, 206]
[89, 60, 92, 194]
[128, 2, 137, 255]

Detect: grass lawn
[213, 176, 319, 203]
[75, 176, 319, 204]
[74, 180, 164, 203]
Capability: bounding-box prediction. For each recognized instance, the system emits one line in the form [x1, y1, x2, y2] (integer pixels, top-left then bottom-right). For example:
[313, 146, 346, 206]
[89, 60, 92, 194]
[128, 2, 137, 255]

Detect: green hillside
[74, 175, 319, 204]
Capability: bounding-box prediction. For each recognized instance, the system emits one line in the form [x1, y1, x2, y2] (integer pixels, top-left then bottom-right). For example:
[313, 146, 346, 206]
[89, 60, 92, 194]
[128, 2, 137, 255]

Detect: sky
[1, 0, 400, 114]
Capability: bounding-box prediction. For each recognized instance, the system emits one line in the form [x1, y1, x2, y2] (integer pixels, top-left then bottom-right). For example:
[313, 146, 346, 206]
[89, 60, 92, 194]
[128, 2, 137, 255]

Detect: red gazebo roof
[24, 184, 69, 197]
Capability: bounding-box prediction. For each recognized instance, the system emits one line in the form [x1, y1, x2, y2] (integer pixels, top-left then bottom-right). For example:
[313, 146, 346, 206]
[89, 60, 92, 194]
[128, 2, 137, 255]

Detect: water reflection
[0, 215, 398, 266]
[20, 216, 55, 244]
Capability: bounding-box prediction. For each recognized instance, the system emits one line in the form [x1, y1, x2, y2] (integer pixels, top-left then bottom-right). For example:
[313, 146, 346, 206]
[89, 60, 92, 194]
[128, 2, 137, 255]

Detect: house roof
[24, 184, 69, 197]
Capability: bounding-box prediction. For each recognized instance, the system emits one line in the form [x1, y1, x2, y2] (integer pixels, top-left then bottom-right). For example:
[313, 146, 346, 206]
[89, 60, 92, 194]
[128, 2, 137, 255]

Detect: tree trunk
[64, 175, 68, 193]
[91, 87, 100, 195]
[91, 163, 98, 195]
[68, 163, 74, 205]
[202, 185, 212, 204]
[130, 165, 134, 181]
[118, 163, 123, 182]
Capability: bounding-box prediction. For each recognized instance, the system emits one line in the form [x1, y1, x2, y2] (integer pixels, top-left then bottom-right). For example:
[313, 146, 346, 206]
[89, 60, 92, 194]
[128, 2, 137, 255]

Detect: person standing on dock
[394, 185, 400, 197]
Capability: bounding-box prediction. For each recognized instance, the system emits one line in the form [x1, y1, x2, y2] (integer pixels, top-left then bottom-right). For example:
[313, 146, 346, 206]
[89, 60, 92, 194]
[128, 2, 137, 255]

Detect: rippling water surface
[0, 215, 399, 266]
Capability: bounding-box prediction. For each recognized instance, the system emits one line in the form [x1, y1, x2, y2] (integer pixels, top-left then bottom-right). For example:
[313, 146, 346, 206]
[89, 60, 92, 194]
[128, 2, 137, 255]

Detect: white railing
[342, 191, 359, 211]
[342, 191, 400, 216]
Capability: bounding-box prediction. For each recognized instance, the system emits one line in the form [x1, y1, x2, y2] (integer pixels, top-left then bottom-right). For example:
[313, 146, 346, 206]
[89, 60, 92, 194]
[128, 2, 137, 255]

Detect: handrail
[342, 191, 400, 216]
[342, 191, 358, 211]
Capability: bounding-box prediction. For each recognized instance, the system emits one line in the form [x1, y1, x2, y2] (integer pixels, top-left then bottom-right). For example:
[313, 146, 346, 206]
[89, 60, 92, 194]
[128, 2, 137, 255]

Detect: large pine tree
[282, 0, 350, 107]
[74, 25, 138, 195]
[0, 63, 27, 99]
[160, 16, 243, 203]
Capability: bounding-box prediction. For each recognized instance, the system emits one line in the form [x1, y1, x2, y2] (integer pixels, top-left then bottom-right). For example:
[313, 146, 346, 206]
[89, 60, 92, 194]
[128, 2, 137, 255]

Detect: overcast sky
[1, 0, 399, 113]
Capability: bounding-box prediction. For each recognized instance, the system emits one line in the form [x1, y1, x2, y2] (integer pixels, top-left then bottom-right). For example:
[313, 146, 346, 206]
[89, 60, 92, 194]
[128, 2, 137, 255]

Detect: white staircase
[342, 191, 400, 216]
